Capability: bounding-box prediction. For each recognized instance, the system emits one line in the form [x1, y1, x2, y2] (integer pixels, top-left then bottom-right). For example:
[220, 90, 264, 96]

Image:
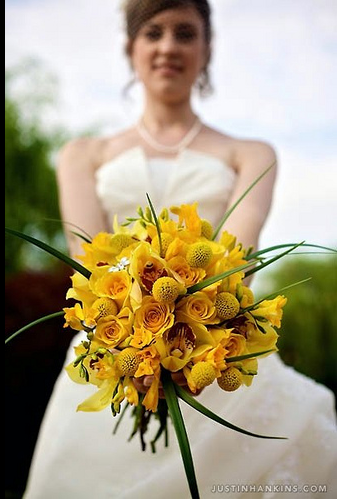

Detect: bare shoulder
[57, 127, 137, 174]
[231, 137, 277, 169]
[58, 136, 105, 174]
[202, 125, 277, 173]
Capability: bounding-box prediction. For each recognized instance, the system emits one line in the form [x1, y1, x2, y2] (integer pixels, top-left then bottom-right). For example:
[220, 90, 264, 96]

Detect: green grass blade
[188, 260, 257, 294]
[43, 218, 93, 243]
[175, 385, 286, 440]
[226, 349, 275, 362]
[146, 193, 162, 256]
[162, 370, 200, 499]
[248, 243, 336, 261]
[5, 227, 91, 279]
[5, 311, 64, 345]
[212, 162, 275, 240]
[70, 231, 92, 243]
[245, 242, 304, 278]
[242, 278, 312, 312]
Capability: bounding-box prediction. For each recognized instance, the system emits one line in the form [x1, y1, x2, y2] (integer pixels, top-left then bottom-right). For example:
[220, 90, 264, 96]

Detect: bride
[24, 1, 336, 498]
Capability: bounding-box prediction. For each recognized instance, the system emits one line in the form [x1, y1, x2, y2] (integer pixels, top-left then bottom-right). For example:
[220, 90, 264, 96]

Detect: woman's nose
[158, 32, 179, 53]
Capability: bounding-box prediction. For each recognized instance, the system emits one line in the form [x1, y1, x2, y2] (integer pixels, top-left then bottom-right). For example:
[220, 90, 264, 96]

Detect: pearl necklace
[136, 117, 203, 154]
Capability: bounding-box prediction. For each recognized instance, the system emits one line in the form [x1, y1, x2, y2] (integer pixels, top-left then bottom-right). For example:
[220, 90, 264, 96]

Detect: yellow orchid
[76, 377, 120, 412]
[129, 241, 169, 292]
[156, 319, 215, 372]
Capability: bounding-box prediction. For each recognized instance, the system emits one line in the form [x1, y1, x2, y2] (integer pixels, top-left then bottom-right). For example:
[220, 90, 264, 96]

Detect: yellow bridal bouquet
[7, 168, 334, 499]
[63, 201, 285, 418]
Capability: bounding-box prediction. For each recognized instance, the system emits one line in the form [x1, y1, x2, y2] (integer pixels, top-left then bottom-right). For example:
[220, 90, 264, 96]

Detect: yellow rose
[222, 332, 246, 358]
[89, 269, 131, 308]
[176, 292, 219, 324]
[94, 309, 132, 347]
[130, 296, 175, 348]
[167, 255, 206, 287]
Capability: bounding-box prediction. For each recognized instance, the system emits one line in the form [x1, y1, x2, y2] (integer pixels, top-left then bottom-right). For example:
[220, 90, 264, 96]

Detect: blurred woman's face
[130, 7, 209, 103]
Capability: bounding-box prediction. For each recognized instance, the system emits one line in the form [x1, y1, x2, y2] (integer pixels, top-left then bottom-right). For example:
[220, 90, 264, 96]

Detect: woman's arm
[56, 138, 108, 259]
[224, 140, 277, 252]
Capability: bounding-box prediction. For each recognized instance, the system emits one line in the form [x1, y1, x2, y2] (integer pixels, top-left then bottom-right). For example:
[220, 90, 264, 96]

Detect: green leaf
[5, 310, 64, 344]
[146, 193, 162, 256]
[212, 162, 275, 240]
[161, 370, 200, 499]
[175, 385, 286, 440]
[5, 227, 91, 279]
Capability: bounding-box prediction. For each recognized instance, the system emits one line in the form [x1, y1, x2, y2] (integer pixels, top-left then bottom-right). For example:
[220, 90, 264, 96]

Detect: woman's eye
[175, 27, 197, 43]
[144, 29, 162, 41]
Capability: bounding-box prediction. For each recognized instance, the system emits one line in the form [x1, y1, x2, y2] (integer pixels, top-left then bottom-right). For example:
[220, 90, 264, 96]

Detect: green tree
[256, 255, 337, 397]
[5, 61, 67, 274]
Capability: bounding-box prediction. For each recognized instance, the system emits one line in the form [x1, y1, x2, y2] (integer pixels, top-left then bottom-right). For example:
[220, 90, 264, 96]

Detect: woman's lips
[153, 64, 183, 76]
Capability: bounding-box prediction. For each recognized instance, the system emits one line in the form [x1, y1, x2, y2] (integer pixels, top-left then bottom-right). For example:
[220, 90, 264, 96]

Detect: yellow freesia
[123, 377, 139, 406]
[251, 295, 287, 328]
[66, 272, 96, 308]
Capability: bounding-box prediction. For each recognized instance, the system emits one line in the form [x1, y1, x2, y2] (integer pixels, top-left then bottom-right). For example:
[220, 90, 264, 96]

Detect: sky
[5, 0, 337, 253]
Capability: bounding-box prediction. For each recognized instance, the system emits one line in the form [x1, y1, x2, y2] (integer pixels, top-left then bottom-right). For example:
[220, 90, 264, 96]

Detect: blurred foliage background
[5, 62, 337, 498]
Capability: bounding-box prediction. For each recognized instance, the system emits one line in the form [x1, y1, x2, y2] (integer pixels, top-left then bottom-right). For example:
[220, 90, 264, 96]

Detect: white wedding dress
[24, 147, 337, 499]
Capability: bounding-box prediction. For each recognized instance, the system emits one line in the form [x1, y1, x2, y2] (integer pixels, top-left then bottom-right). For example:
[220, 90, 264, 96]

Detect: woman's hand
[132, 371, 202, 398]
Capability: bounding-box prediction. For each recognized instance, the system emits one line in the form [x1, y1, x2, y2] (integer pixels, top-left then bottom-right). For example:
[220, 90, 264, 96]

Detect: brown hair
[123, 0, 213, 95]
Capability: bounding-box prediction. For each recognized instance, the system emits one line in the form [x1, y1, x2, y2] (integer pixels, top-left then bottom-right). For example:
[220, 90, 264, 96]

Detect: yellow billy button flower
[152, 277, 184, 303]
[190, 361, 217, 390]
[217, 366, 243, 392]
[215, 292, 240, 320]
[151, 233, 174, 257]
[200, 219, 213, 239]
[186, 242, 213, 268]
[116, 348, 140, 376]
[91, 297, 118, 320]
[110, 233, 134, 253]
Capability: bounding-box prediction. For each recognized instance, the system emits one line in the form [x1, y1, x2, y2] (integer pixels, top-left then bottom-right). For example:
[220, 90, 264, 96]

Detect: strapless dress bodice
[95, 146, 236, 228]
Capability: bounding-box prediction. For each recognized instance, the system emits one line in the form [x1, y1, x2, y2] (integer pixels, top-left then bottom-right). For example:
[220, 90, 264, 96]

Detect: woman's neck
[142, 96, 197, 132]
